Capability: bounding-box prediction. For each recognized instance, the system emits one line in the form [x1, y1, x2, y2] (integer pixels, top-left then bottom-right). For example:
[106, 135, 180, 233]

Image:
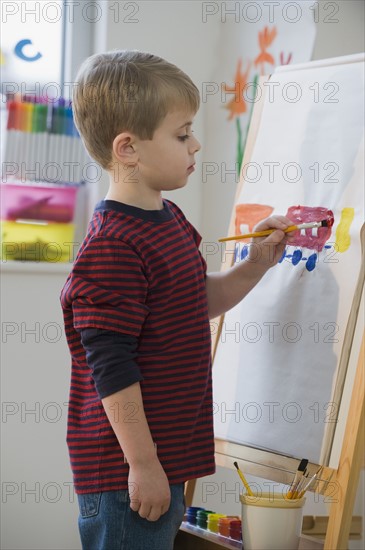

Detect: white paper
[213, 58, 364, 463]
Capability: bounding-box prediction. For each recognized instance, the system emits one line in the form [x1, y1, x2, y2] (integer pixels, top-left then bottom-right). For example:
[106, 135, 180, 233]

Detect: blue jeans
[77, 483, 185, 550]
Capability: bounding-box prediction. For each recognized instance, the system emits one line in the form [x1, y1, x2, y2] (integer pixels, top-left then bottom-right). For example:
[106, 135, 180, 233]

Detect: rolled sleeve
[69, 237, 150, 337]
[79, 328, 143, 399]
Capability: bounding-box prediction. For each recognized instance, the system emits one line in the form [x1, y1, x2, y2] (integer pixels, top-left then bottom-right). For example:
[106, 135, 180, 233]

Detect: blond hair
[72, 50, 200, 170]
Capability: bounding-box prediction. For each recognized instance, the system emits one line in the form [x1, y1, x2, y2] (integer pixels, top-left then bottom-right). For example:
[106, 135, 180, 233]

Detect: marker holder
[240, 491, 306, 550]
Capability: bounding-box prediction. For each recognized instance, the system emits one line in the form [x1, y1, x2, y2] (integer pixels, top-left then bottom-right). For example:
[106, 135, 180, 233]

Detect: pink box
[0, 182, 78, 223]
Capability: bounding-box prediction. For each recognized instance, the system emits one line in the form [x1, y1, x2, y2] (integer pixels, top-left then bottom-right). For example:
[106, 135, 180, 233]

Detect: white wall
[1, 265, 81, 550]
[312, 0, 365, 61]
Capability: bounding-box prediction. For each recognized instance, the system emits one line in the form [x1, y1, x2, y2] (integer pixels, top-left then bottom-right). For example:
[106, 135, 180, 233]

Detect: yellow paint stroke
[335, 207, 355, 253]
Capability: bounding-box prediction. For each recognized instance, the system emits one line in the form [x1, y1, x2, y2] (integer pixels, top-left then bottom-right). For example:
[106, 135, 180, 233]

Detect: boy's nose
[190, 135, 201, 153]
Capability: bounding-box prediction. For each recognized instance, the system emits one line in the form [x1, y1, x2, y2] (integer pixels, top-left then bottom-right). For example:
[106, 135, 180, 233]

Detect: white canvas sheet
[213, 56, 364, 463]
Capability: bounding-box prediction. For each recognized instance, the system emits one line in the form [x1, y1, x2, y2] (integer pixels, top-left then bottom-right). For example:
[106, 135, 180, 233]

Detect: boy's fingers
[263, 229, 286, 243]
[254, 215, 290, 232]
[146, 506, 163, 522]
[133, 500, 168, 521]
[137, 502, 152, 519]
[129, 498, 141, 512]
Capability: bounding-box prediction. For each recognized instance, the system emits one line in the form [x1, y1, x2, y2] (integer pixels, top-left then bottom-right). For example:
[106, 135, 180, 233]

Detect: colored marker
[32, 103, 48, 180]
[65, 106, 77, 182]
[4, 100, 20, 177]
[48, 102, 63, 182]
[22, 101, 35, 180]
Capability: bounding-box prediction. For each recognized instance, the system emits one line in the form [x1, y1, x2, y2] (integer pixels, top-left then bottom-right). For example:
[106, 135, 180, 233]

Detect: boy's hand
[248, 215, 293, 267]
[128, 457, 171, 521]
[206, 215, 294, 318]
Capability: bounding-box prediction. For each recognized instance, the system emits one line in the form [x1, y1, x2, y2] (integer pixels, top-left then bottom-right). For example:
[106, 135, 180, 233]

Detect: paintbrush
[298, 466, 324, 498]
[219, 220, 331, 243]
[233, 461, 254, 496]
[294, 471, 309, 498]
[286, 458, 308, 499]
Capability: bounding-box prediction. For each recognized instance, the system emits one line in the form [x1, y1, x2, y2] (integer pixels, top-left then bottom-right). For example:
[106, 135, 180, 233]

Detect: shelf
[176, 523, 241, 549]
[175, 523, 324, 550]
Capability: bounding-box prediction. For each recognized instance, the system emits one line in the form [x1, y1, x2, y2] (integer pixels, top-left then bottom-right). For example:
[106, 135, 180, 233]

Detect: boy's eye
[178, 134, 190, 142]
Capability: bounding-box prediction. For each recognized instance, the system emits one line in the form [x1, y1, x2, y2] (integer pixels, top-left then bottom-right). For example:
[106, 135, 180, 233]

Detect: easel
[184, 67, 365, 549]
[183, 325, 364, 549]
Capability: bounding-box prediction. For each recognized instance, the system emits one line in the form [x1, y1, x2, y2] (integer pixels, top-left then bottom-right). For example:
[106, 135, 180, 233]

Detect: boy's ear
[112, 133, 138, 165]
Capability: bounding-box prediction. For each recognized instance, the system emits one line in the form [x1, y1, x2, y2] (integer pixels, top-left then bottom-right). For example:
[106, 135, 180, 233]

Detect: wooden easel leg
[184, 479, 197, 507]
[324, 334, 365, 550]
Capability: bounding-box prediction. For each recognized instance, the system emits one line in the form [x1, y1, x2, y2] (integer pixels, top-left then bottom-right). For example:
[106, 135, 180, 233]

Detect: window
[1, 1, 64, 99]
[1, 0, 95, 100]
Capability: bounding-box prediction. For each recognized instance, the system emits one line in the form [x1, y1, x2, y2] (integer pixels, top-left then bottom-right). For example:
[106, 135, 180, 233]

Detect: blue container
[186, 507, 204, 526]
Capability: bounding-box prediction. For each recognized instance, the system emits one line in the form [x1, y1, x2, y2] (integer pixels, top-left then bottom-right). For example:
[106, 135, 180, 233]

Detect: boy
[60, 50, 291, 550]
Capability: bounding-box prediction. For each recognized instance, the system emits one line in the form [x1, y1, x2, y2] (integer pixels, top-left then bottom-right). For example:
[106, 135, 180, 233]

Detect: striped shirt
[60, 199, 215, 494]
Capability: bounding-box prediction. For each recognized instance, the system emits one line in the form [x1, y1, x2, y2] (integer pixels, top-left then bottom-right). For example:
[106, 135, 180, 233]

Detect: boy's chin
[161, 178, 189, 191]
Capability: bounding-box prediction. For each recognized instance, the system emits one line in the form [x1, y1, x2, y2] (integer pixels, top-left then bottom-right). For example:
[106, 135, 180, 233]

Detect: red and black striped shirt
[60, 199, 215, 494]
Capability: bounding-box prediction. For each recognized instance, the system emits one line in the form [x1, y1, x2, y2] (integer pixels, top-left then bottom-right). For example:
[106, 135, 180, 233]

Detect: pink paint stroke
[286, 205, 334, 251]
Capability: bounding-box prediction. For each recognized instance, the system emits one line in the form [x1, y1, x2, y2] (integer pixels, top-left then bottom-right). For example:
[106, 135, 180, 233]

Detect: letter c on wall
[14, 39, 42, 62]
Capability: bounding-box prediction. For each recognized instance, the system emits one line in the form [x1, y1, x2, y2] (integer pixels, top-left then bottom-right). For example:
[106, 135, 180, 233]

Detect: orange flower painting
[224, 26, 284, 175]
[254, 26, 277, 75]
[222, 59, 251, 120]
[222, 59, 257, 175]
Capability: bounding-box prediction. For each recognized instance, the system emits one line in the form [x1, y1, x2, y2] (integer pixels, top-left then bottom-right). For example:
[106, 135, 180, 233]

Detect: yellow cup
[207, 513, 226, 533]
